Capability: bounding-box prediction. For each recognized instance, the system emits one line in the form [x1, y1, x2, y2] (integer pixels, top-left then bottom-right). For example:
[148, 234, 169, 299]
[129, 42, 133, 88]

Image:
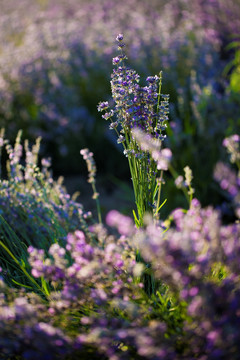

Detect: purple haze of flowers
[106, 210, 134, 236]
[102, 201, 240, 358]
[1, 193, 240, 359]
[214, 162, 239, 197]
[0, 293, 73, 359]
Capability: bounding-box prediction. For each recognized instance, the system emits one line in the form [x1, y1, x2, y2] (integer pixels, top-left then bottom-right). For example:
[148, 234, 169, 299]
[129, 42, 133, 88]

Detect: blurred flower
[223, 134, 240, 165]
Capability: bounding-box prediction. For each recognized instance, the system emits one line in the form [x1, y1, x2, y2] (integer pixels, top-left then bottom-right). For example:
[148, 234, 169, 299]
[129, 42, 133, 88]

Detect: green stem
[157, 71, 162, 113]
[0, 240, 48, 296]
[155, 170, 163, 221]
[92, 182, 102, 224]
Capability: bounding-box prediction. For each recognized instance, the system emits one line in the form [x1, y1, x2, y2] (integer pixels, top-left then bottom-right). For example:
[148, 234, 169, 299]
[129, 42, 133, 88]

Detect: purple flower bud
[112, 57, 120, 65]
[116, 34, 123, 42]
[97, 101, 109, 112]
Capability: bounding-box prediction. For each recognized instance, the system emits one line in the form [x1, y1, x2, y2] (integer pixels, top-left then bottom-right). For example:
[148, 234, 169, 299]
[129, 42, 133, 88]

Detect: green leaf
[230, 68, 240, 93]
[156, 198, 167, 213]
[0, 239, 45, 295]
[11, 279, 33, 289]
[41, 276, 50, 296]
[225, 41, 240, 51]
[132, 210, 140, 227]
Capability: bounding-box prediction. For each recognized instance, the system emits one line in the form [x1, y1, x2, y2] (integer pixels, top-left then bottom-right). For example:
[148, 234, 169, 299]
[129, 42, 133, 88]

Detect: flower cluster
[98, 34, 169, 149]
[80, 148, 97, 185]
[0, 292, 73, 360]
[223, 134, 240, 166]
[28, 229, 138, 307]
[80, 148, 101, 223]
[214, 162, 239, 198]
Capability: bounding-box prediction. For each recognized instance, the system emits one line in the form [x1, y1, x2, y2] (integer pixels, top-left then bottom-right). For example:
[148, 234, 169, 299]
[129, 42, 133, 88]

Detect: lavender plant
[107, 200, 240, 359]
[1, 194, 240, 359]
[0, 212, 186, 359]
[0, 130, 90, 290]
[98, 34, 172, 228]
[1, 131, 240, 359]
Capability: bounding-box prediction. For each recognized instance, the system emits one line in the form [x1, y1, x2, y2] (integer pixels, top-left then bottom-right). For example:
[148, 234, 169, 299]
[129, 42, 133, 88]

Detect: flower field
[0, 1, 240, 359]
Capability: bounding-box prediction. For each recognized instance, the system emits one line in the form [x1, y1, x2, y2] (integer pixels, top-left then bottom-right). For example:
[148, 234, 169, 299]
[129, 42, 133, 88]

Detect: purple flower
[116, 34, 124, 42]
[106, 210, 134, 236]
[112, 56, 120, 65]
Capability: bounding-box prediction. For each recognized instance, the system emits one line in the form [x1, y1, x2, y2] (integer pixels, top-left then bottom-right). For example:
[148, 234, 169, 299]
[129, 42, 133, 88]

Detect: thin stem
[155, 170, 163, 221]
[0, 240, 47, 296]
[92, 182, 102, 224]
[157, 71, 162, 113]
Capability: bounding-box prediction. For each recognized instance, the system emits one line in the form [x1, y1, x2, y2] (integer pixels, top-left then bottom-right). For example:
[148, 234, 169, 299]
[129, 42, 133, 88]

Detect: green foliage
[225, 40, 240, 93]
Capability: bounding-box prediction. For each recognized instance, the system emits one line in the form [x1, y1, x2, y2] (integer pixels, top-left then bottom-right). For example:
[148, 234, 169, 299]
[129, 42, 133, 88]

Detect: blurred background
[0, 0, 239, 218]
